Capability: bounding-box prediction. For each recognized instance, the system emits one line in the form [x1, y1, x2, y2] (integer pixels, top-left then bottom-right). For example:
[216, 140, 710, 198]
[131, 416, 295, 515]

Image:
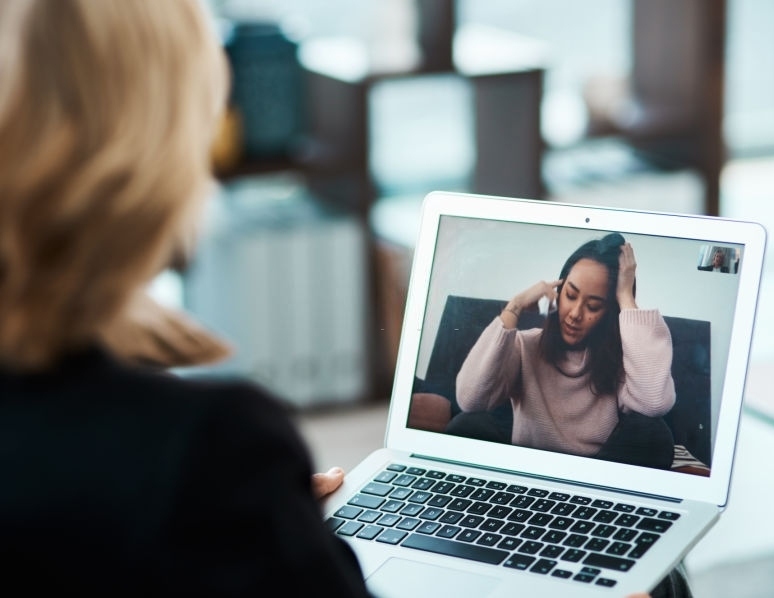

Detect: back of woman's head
[0, 0, 228, 369]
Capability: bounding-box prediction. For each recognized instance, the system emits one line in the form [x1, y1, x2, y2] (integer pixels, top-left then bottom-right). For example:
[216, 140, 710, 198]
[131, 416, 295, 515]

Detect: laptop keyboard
[326, 463, 680, 589]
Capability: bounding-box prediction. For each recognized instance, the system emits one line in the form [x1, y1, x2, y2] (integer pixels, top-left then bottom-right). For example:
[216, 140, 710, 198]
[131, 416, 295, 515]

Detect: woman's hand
[311, 467, 345, 500]
[501, 279, 563, 328]
[617, 242, 638, 310]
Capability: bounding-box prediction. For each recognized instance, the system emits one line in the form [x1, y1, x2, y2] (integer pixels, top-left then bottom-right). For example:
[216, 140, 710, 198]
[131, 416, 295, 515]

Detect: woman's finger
[311, 467, 345, 499]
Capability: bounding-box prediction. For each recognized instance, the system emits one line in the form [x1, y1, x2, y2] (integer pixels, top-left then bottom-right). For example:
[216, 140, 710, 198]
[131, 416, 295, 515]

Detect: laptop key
[570, 495, 592, 505]
[552, 503, 576, 516]
[488, 505, 512, 519]
[392, 474, 417, 487]
[348, 494, 383, 509]
[416, 521, 441, 534]
[428, 494, 453, 508]
[607, 541, 632, 556]
[468, 501, 492, 515]
[658, 511, 681, 521]
[613, 528, 638, 542]
[334, 505, 362, 519]
[486, 481, 507, 490]
[439, 511, 464, 524]
[374, 471, 397, 483]
[356, 525, 382, 540]
[376, 529, 408, 544]
[583, 552, 636, 572]
[560, 549, 586, 562]
[518, 540, 543, 554]
[470, 488, 495, 501]
[637, 518, 673, 533]
[527, 488, 549, 497]
[380, 499, 405, 513]
[400, 503, 423, 516]
[450, 485, 474, 498]
[548, 492, 571, 502]
[437, 525, 461, 539]
[501, 522, 526, 536]
[593, 509, 618, 523]
[540, 544, 564, 559]
[615, 513, 640, 527]
[358, 510, 381, 523]
[530, 558, 557, 574]
[531, 499, 556, 512]
[481, 518, 505, 532]
[497, 537, 522, 551]
[337, 521, 363, 536]
[430, 481, 455, 494]
[551, 569, 572, 579]
[402, 533, 509, 565]
[396, 517, 421, 531]
[326, 517, 345, 532]
[491, 492, 516, 505]
[377, 514, 401, 527]
[389, 487, 412, 500]
[503, 553, 536, 570]
[411, 478, 435, 490]
[477, 533, 502, 547]
[458, 529, 481, 543]
[449, 498, 472, 510]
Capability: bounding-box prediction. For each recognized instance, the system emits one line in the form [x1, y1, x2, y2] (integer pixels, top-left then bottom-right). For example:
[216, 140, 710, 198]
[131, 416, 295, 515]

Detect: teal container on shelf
[224, 21, 306, 158]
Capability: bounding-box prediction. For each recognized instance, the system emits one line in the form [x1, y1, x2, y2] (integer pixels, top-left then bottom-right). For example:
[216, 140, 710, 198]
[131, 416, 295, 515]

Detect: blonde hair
[0, 0, 229, 369]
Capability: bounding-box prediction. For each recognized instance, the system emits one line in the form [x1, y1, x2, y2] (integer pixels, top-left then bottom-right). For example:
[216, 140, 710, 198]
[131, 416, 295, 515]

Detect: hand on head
[616, 242, 638, 310]
[507, 279, 563, 314]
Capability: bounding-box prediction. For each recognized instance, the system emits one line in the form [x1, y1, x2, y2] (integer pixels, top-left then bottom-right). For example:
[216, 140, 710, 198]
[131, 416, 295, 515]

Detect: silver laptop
[323, 191, 766, 597]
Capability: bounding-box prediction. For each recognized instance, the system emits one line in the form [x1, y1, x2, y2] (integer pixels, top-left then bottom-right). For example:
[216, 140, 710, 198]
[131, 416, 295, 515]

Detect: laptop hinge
[411, 453, 683, 504]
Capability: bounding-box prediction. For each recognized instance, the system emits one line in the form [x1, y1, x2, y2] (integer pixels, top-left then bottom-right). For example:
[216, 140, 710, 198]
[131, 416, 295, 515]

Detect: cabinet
[298, 24, 548, 395]
[212, 3, 548, 400]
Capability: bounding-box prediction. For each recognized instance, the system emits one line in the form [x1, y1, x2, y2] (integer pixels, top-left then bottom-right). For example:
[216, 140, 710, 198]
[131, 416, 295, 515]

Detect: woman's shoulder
[89, 349, 300, 446]
[618, 308, 667, 327]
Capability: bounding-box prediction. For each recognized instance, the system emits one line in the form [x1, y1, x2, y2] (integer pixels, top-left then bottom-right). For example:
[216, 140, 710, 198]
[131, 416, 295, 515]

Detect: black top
[0, 347, 371, 596]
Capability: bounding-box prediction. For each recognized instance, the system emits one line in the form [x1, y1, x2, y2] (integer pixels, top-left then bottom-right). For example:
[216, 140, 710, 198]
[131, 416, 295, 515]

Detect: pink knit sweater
[455, 309, 676, 456]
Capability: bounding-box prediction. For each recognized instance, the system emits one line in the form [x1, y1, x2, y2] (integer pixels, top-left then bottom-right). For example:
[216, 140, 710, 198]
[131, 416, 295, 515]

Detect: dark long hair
[539, 233, 633, 395]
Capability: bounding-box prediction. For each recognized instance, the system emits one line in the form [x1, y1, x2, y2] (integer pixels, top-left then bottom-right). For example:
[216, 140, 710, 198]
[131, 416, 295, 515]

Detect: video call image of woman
[404, 222, 740, 479]
[450, 233, 677, 470]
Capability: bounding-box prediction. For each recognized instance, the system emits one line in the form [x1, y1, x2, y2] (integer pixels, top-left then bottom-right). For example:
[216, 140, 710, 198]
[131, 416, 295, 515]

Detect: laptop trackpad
[367, 557, 500, 598]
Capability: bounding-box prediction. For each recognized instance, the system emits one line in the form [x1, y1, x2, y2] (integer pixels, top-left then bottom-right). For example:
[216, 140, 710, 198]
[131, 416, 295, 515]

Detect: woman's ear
[99, 291, 232, 369]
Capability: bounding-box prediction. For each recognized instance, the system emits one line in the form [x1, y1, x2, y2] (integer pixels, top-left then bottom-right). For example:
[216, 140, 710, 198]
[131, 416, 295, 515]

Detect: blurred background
[156, 2, 773, 595]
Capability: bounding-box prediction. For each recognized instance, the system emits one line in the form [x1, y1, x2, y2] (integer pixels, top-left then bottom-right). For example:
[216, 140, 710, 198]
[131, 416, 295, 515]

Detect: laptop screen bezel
[385, 191, 767, 507]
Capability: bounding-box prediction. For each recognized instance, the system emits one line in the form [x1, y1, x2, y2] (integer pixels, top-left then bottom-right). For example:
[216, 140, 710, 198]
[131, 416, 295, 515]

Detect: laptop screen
[389, 192, 765, 505]
[407, 214, 745, 478]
